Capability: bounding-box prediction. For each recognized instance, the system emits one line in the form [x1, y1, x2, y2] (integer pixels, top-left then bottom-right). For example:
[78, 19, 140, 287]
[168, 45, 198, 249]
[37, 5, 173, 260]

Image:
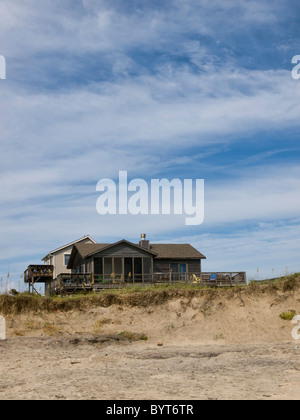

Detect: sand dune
[0, 277, 300, 400]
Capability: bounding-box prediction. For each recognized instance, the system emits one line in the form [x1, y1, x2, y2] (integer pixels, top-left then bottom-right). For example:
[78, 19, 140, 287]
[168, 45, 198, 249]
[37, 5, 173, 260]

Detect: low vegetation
[118, 331, 148, 341]
[280, 310, 296, 321]
[0, 273, 299, 316]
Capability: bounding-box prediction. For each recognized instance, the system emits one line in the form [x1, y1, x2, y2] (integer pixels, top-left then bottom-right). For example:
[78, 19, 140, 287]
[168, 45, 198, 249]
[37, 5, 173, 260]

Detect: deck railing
[24, 265, 54, 283]
[196, 272, 247, 287]
[49, 273, 94, 295]
[48, 271, 247, 295]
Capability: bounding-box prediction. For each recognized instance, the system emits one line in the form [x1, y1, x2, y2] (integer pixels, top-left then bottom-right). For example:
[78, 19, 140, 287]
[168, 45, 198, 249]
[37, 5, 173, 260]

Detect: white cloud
[204, 165, 300, 225]
[169, 220, 300, 280]
[1, 67, 300, 259]
[0, 0, 299, 287]
[1, 68, 299, 167]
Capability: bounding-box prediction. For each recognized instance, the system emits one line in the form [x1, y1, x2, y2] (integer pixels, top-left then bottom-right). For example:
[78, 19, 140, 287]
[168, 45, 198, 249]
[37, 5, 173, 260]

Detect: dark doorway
[134, 257, 143, 282]
[124, 258, 133, 282]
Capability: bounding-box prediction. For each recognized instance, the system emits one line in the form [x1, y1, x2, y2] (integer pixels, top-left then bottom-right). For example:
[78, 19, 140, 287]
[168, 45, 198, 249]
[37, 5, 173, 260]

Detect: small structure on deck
[24, 265, 54, 294]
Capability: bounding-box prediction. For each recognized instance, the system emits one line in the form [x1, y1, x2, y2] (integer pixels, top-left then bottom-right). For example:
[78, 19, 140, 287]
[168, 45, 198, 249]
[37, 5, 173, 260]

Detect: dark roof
[75, 243, 111, 259]
[76, 240, 157, 258]
[68, 240, 159, 269]
[67, 243, 109, 268]
[150, 244, 206, 259]
[68, 241, 206, 268]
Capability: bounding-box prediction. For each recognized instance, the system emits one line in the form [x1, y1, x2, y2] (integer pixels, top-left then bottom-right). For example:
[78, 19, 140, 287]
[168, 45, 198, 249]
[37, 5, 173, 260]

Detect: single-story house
[67, 234, 206, 284]
[24, 234, 246, 295]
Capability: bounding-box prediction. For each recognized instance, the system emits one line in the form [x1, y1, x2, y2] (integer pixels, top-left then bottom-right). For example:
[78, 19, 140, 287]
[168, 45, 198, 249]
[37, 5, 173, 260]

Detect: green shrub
[280, 310, 296, 321]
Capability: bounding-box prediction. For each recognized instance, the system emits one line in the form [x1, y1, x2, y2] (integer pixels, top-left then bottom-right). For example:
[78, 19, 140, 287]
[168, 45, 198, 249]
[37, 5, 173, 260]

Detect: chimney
[139, 233, 150, 249]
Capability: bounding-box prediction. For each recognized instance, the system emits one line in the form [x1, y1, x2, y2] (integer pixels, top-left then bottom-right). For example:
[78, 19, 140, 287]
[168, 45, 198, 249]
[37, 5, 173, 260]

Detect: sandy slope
[0, 278, 300, 400]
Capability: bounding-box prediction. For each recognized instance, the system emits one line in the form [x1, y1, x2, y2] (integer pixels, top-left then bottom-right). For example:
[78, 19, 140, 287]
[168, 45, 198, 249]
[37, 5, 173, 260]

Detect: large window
[170, 263, 178, 273]
[143, 258, 152, 282]
[170, 263, 187, 273]
[134, 258, 142, 275]
[93, 255, 153, 283]
[144, 258, 151, 274]
[124, 258, 133, 282]
[180, 264, 187, 273]
[169, 263, 187, 281]
[104, 258, 113, 275]
[114, 258, 122, 275]
[94, 258, 103, 275]
[134, 258, 142, 282]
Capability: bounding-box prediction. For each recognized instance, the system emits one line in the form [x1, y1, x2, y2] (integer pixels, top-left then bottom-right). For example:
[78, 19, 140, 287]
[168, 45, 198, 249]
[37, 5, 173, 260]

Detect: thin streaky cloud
[0, 0, 300, 286]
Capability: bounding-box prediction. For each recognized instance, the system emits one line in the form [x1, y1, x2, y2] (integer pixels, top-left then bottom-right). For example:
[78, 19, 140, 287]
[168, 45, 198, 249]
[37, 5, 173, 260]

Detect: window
[144, 258, 151, 275]
[179, 264, 187, 273]
[170, 263, 178, 273]
[64, 254, 71, 266]
[170, 263, 187, 273]
[114, 258, 122, 275]
[124, 258, 133, 282]
[104, 258, 113, 275]
[94, 258, 103, 275]
[134, 258, 142, 275]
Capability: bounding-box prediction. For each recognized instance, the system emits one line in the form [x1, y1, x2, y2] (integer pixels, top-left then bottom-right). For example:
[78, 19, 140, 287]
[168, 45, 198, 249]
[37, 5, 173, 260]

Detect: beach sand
[0, 280, 299, 400]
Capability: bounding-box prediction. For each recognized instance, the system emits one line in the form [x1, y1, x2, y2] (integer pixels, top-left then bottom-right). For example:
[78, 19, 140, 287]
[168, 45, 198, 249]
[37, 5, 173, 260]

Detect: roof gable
[67, 240, 158, 269]
[80, 239, 157, 258]
[42, 235, 96, 260]
[66, 239, 206, 269]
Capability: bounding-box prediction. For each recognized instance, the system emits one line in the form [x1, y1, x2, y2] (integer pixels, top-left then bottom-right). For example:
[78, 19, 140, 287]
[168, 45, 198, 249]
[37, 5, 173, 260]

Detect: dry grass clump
[118, 331, 148, 341]
[43, 322, 59, 336]
[92, 318, 112, 333]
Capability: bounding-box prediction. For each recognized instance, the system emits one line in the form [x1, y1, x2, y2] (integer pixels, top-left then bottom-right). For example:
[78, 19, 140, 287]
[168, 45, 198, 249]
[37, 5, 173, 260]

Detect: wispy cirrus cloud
[1, 0, 296, 87]
[0, 0, 300, 285]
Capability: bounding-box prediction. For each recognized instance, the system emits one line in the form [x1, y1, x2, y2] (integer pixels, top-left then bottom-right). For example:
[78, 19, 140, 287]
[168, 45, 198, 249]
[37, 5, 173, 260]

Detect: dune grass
[0, 273, 299, 315]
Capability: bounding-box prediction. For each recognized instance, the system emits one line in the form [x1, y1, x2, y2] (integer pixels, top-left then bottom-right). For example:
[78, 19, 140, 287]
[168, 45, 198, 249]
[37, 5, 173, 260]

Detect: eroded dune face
[1, 276, 299, 345]
[0, 277, 299, 400]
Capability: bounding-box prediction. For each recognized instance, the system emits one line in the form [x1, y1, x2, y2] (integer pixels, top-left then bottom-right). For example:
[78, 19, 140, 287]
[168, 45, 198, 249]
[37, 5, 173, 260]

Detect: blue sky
[0, 0, 300, 289]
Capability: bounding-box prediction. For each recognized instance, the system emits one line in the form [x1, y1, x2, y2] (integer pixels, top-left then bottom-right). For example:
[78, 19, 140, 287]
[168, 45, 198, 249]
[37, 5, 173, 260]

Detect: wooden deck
[49, 273, 94, 295]
[24, 265, 54, 294]
[194, 272, 247, 287]
[48, 271, 247, 295]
